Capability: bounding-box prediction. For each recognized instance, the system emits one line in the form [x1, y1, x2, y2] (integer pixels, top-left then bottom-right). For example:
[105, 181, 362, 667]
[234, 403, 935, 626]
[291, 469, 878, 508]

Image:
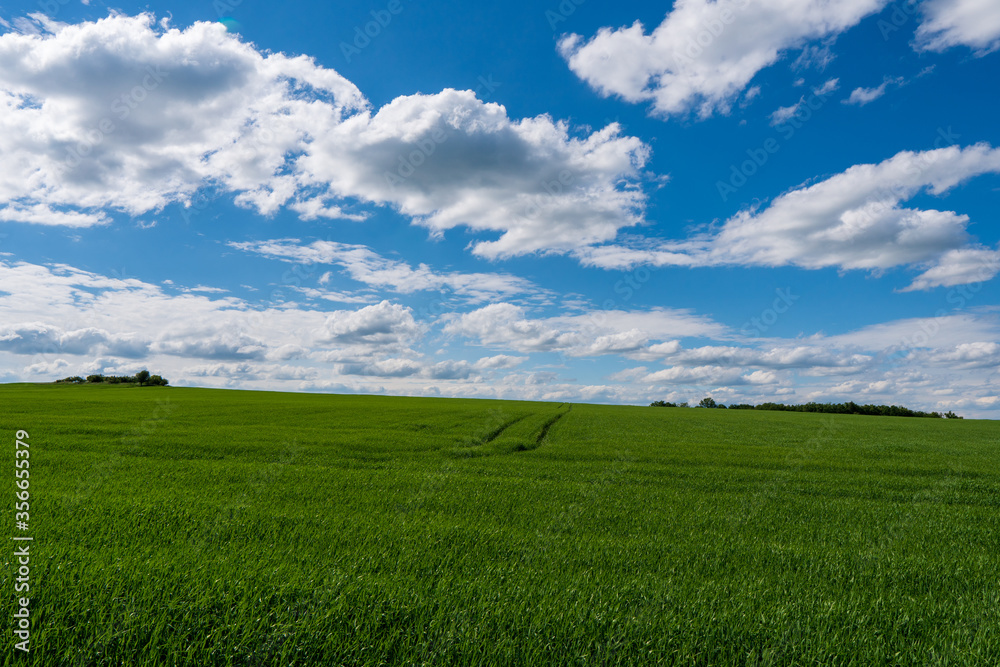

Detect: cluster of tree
[57, 370, 168, 387]
[651, 398, 962, 419]
[650, 397, 726, 409]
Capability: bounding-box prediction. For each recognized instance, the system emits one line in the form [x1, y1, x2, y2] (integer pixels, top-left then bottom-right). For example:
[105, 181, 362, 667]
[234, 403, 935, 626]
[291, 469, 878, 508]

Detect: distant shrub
[692, 401, 960, 419]
[64, 372, 168, 387]
[103, 375, 136, 384]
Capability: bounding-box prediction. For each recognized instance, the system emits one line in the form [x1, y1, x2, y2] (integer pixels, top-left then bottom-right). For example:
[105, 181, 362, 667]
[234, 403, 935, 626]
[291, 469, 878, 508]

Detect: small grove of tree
[721, 401, 960, 419]
[697, 397, 727, 409]
[55, 376, 85, 384]
[76, 371, 169, 387]
[650, 397, 726, 409]
[652, 399, 961, 418]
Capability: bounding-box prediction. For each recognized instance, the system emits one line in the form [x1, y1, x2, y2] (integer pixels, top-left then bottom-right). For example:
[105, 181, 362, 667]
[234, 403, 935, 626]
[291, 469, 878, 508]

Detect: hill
[2, 383, 998, 665]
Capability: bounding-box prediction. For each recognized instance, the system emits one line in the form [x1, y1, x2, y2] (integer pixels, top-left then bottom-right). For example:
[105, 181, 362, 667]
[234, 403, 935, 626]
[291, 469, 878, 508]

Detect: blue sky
[1, 0, 999, 415]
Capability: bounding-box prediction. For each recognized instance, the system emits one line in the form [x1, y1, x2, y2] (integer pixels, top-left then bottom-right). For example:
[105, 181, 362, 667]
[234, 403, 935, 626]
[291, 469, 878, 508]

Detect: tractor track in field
[535, 410, 569, 445]
[480, 414, 529, 445]
[515, 404, 572, 452]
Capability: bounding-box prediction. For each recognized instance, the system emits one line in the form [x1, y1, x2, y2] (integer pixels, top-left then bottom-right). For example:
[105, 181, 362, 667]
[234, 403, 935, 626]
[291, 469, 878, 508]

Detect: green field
[2, 383, 999, 665]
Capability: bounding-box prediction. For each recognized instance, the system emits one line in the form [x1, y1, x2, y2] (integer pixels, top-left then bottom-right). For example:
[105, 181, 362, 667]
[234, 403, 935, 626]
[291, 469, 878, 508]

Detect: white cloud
[920, 341, 1000, 368]
[0, 14, 649, 258]
[843, 77, 902, 106]
[320, 300, 420, 347]
[338, 357, 422, 378]
[916, 0, 1000, 53]
[792, 43, 835, 71]
[826, 312, 1000, 351]
[230, 238, 542, 301]
[655, 344, 873, 370]
[0, 14, 364, 219]
[0, 322, 149, 357]
[643, 366, 779, 386]
[0, 259, 998, 415]
[290, 287, 373, 305]
[578, 144, 1000, 291]
[813, 78, 840, 96]
[613, 313, 1000, 411]
[0, 204, 109, 227]
[0, 259, 425, 384]
[903, 246, 1000, 291]
[301, 90, 649, 259]
[769, 98, 804, 126]
[474, 354, 527, 370]
[443, 303, 727, 355]
[443, 303, 581, 353]
[558, 0, 886, 119]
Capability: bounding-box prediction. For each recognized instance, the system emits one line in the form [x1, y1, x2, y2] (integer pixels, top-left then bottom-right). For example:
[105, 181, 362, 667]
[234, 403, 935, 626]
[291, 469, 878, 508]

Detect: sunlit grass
[1, 383, 998, 665]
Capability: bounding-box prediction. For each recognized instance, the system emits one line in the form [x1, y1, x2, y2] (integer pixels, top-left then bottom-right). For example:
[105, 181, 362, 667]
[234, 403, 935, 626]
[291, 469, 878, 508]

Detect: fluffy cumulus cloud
[0, 13, 648, 258]
[558, 0, 886, 119]
[320, 301, 420, 347]
[915, 0, 1000, 53]
[0, 13, 365, 222]
[0, 322, 148, 357]
[579, 145, 1000, 291]
[299, 89, 649, 258]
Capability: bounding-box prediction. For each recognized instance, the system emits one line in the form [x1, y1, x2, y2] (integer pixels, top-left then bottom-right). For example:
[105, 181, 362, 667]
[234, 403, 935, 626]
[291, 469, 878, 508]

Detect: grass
[1, 383, 999, 665]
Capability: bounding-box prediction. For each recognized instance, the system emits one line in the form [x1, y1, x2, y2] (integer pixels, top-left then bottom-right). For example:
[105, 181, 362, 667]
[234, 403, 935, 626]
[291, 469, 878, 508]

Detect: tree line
[55, 370, 169, 387]
[651, 397, 962, 419]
